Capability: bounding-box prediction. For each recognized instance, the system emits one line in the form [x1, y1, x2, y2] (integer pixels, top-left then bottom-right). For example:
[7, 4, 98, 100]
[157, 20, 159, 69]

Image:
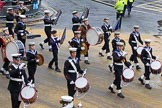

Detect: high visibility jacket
[129, 0, 134, 3]
[123, 0, 128, 5]
[114, 1, 124, 13]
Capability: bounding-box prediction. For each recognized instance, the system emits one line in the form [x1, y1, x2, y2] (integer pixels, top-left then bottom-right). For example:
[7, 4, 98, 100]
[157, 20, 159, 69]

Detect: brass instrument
[80, 42, 88, 55]
[36, 54, 44, 66]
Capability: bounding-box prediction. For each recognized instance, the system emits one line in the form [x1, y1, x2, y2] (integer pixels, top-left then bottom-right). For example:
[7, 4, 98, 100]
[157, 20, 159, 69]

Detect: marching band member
[6, 8, 15, 37]
[69, 30, 84, 61]
[72, 11, 82, 33]
[39, 10, 54, 51]
[48, 30, 62, 72]
[80, 18, 91, 64]
[138, 39, 156, 89]
[0, 27, 13, 79]
[99, 18, 112, 60]
[26, 42, 39, 87]
[14, 15, 28, 46]
[64, 48, 85, 97]
[129, 25, 143, 70]
[8, 53, 28, 108]
[108, 42, 131, 98]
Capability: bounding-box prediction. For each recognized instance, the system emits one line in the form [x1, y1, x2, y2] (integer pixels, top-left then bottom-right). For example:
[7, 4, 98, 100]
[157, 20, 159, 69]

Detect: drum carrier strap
[68, 59, 79, 78]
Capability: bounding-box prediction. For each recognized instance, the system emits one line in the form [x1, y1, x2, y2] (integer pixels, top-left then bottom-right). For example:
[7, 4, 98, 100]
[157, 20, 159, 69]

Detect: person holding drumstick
[8, 53, 28, 108]
[129, 25, 143, 70]
[138, 39, 156, 89]
[64, 48, 86, 97]
[108, 42, 131, 98]
[26, 42, 39, 87]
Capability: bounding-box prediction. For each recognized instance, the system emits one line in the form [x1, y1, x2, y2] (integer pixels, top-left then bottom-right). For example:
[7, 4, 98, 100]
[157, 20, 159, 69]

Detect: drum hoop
[75, 77, 88, 88]
[122, 68, 134, 79]
[151, 60, 162, 69]
[20, 86, 37, 100]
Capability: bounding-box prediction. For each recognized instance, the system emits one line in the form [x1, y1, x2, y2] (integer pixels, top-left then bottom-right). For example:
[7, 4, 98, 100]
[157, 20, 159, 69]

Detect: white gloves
[147, 58, 151, 60]
[82, 69, 87, 76]
[81, 47, 85, 50]
[19, 63, 26, 70]
[133, 47, 137, 50]
[156, 56, 159, 60]
[27, 82, 32, 87]
[70, 81, 75, 85]
[146, 63, 150, 66]
[36, 59, 40, 63]
[81, 16, 84, 19]
[129, 65, 133, 69]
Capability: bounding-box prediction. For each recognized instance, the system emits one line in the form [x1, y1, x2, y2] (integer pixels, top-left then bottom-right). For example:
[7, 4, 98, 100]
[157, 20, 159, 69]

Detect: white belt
[6, 21, 14, 23]
[10, 77, 23, 82]
[44, 24, 52, 26]
[18, 30, 24, 32]
[68, 70, 76, 73]
[114, 63, 123, 66]
[73, 23, 80, 26]
[106, 32, 111, 33]
[131, 41, 137, 43]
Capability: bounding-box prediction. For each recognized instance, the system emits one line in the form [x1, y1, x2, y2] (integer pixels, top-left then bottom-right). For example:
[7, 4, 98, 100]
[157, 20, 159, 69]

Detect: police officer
[108, 42, 131, 98]
[8, 53, 28, 108]
[129, 25, 143, 70]
[127, 0, 134, 16]
[69, 31, 84, 61]
[72, 11, 82, 33]
[14, 15, 28, 46]
[48, 30, 62, 72]
[64, 48, 86, 97]
[80, 18, 91, 64]
[39, 10, 54, 51]
[6, 8, 15, 37]
[99, 18, 112, 60]
[138, 39, 156, 89]
[26, 42, 39, 87]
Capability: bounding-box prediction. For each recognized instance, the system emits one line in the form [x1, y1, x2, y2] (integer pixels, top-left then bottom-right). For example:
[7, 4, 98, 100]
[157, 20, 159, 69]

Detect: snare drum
[20, 86, 37, 104]
[150, 60, 162, 74]
[5, 40, 25, 61]
[86, 27, 104, 45]
[122, 68, 134, 82]
[75, 77, 89, 93]
[136, 46, 143, 57]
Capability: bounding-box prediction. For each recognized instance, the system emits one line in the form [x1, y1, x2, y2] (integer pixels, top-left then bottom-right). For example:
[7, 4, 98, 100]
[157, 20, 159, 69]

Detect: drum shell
[36, 54, 44, 66]
[136, 46, 143, 58]
[150, 60, 162, 74]
[122, 68, 134, 83]
[75, 77, 89, 93]
[122, 76, 134, 82]
[20, 86, 37, 104]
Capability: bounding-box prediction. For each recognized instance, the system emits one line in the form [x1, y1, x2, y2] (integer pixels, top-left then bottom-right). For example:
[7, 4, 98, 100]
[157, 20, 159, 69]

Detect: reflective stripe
[18, 30, 24, 32]
[114, 63, 123, 65]
[44, 24, 52, 26]
[6, 21, 14, 23]
[10, 77, 23, 82]
[131, 41, 137, 43]
[73, 23, 80, 26]
[68, 70, 76, 73]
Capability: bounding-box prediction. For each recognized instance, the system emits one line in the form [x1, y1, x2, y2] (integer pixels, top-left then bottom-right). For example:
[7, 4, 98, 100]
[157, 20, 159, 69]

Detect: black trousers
[48, 51, 58, 68]
[67, 82, 76, 97]
[17, 35, 26, 46]
[3, 58, 10, 71]
[123, 5, 127, 16]
[27, 65, 37, 83]
[127, 2, 133, 14]
[113, 65, 122, 90]
[44, 26, 51, 46]
[76, 50, 81, 60]
[6, 24, 14, 36]
[72, 25, 80, 33]
[130, 47, 138, 63]
[10, 91, 21, 108]
[144, 65, 150, 80]
[116, 13, 122, 29]
[102, 37, 110, 53]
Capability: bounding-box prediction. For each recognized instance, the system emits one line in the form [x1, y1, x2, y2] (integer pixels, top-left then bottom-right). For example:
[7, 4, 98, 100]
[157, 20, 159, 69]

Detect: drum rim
[20, 86, 37, 100]
[75, 77, 88, 88]
[122, 68, 134, 79]
[151, 60, 162, 69]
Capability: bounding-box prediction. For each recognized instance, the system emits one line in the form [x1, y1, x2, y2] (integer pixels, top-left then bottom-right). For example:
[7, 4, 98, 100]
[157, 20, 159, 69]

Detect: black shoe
[48, 66, 54, 70]
[84, 60, 90, 64]
[49, 48, 52, 52]
[6, 74, 10, 79]
[39, 43, 44, 49]
[136, 65, 141, 70]
[108, 65, 112, 73]
[107, 56, 112, 60]
[99, 52, 104, 57]
[145, 84, 152, 89]
[0, 70, 4, 75]
[117, 93, 125, 98]
[138, 77, 145, 85]
[108, 86, 115, 94]
[55, 68, 61, 72]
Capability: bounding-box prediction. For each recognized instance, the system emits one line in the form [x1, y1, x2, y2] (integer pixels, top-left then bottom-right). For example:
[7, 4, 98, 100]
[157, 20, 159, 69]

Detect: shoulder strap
[68, 59, 79, 78]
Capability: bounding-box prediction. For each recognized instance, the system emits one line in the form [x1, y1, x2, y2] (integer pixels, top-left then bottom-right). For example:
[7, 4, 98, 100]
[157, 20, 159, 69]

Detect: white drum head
[21, 86, 35, 99]
[5, 41, 19, 61]
[151, 61, 161, 70]
[137, 47, 143, 55]
[123, 68, 134, 79]
[75, 77, 87, 88]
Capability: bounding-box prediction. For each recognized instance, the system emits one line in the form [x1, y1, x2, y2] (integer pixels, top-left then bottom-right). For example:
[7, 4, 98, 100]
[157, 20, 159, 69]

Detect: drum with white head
[122, 68, 134, 82]
[136, 46, 143, 57]
[75, 77, 89, 93]
[150, 60, 162, 74]
[20, 86, 37, 104]
[86, 27, 104, 45]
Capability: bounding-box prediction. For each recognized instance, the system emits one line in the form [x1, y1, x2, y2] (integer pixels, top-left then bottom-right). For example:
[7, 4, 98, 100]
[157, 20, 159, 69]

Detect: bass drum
[5, 40, 25, 61]
[86, 27, 104, 45]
